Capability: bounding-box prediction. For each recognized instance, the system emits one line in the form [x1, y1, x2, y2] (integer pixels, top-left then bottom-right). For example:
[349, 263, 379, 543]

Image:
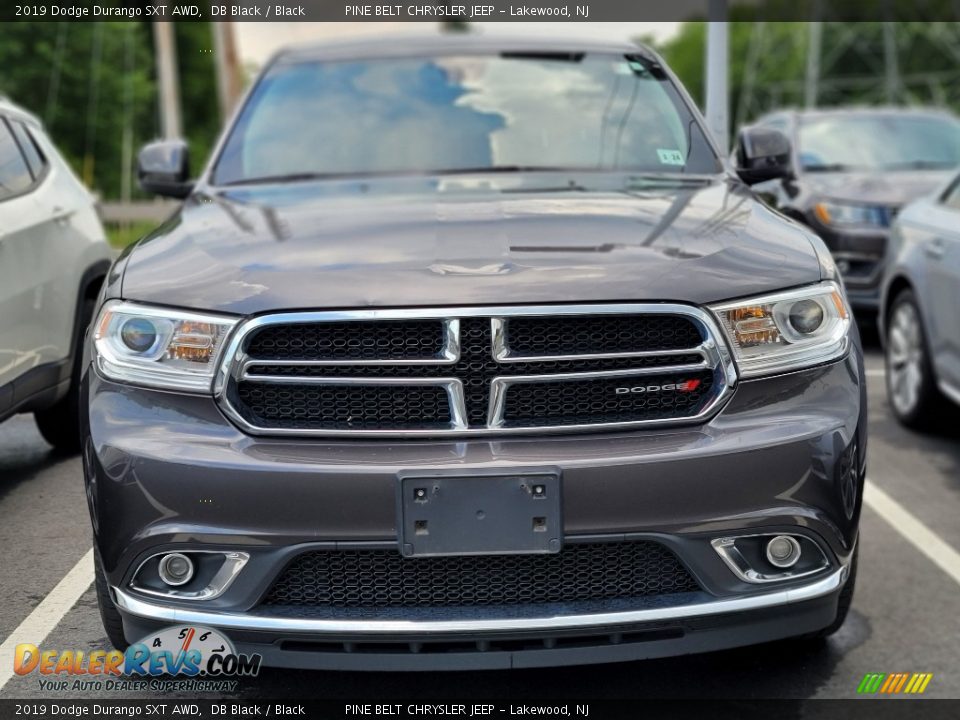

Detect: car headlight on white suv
[710, 282, 851, 378]
[93, 301, 239, 392]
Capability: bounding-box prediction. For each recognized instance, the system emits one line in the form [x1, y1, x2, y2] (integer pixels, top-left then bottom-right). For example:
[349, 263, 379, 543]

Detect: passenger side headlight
[709, 282, 851, 378]
[93, 301, 239, 392]
[813, 200, 890, 228]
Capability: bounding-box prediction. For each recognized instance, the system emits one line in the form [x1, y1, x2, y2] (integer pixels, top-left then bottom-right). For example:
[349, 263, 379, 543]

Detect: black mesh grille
[230, 312, 716, 433]
[505, 315, 702, 357]
[235, 383, 451, 430]
[262, 541, 700, 608]
[246, 320, 446, 361]
[503, 371, 714, 428]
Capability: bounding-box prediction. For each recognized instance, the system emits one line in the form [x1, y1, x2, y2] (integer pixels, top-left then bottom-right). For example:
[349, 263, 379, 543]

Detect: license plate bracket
[398, 474, 561, 557]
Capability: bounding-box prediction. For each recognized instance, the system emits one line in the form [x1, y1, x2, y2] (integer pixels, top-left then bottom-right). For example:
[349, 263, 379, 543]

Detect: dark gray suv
[83, 35, 866, 670]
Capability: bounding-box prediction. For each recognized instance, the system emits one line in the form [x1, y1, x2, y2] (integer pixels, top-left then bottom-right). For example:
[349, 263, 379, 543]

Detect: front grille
[247, 320, 447, 361]
[504, 315, 703, 357]
[235, 383, 452, 431]
[221, 305, 731, 435]
[502, 370, 714, 428]
[261, 541, 700, 608]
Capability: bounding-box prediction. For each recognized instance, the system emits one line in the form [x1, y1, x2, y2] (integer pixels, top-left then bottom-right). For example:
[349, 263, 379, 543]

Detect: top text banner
[6, 0, 960, 22]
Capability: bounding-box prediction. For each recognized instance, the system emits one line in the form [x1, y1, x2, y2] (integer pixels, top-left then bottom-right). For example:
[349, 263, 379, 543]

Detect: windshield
[212, 53, 720, 185]
[798, 113, 960, 172]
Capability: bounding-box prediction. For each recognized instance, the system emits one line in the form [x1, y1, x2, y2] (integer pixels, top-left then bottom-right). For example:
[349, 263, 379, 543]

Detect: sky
[235, 22, 680, 67]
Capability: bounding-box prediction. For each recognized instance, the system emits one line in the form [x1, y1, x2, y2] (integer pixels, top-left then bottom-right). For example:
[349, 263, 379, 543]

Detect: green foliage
[174, 22, 221, 177]
[0, 22, 155, 199]
[651, 20, 960, 138]
[0, 21, 221, 200]
[105, 220, 159, 249]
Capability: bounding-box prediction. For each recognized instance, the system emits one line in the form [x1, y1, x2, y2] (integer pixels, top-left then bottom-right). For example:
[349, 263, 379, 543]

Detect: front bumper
[113, 568, 847, 670]
[82, 347, 866, 669]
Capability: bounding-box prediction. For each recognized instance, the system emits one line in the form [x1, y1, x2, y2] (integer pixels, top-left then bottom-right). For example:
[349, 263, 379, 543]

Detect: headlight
[710, 282, 851, 378]
[813, 200, 890, 228]
[93, 301, 239, 392]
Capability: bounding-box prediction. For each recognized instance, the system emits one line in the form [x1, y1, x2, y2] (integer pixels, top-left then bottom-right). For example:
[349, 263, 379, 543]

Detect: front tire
[810, 545, 858, 638]
[34, 298, 95, 453]
[885, 289, 945, 429]
[94, 546, 129, 651]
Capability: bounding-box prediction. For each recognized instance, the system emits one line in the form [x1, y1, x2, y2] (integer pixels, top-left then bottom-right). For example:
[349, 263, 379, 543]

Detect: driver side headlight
[93, 301, 239, 392]
[813, 200, 890, 228]
[709, 282, 851, 378]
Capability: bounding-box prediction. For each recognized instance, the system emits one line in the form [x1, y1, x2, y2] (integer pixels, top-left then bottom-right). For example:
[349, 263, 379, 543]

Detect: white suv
[0, 98, 112, 451]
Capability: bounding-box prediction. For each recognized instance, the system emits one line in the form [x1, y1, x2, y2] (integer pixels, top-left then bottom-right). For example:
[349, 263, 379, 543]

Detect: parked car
[85, 35, 866, 670]
[744, 107, 960, 315]
[0, 97, 111, 451]
[881, 172, 960, 428]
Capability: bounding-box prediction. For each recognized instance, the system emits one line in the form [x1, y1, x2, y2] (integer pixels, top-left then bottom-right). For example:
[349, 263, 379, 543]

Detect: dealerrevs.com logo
[14, 625, 261, 691]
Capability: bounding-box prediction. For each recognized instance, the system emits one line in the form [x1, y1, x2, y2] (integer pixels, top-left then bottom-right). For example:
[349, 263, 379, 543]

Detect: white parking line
[864, 479, 960, 587]
[864, 368, 885, 377]
[0, 549, 94, 693]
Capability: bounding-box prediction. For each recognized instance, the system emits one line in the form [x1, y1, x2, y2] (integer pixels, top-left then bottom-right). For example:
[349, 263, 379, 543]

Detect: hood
[802, 169, 953, 207]
[120, 174, 823, 316]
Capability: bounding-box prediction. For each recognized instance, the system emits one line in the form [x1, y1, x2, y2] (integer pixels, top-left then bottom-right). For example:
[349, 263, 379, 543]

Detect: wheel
[34, 298, 95, 453]
[885, 289, 946, 429]
[94, 546, 129, 651]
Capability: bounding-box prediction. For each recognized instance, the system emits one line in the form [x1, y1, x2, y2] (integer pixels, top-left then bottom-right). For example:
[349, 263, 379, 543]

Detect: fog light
[157, 553, 195, 586]
[765, 536, 801, 568]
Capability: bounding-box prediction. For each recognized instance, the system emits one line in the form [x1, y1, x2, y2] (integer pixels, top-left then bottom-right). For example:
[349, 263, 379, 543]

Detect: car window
[214, 53, 721, 184]
[9, 120, 47, 180]
[798, 113, 960, 172]
[0, 118, 34, 200]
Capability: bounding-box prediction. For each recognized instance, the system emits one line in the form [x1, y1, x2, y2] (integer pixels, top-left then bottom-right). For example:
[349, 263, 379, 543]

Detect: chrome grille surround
[214, 304, 738, 437]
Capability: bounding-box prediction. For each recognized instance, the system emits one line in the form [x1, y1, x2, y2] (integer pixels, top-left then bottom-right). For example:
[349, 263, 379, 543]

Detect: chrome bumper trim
[112, 566, 846, 635]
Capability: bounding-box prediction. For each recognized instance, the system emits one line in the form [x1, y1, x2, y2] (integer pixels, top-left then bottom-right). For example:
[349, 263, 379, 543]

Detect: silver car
[882, 173, 960, 427]
[0, 97, 112, 450]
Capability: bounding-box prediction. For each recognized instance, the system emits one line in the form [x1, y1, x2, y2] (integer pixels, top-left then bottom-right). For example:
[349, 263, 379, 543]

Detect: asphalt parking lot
[1, 339, 958, 700]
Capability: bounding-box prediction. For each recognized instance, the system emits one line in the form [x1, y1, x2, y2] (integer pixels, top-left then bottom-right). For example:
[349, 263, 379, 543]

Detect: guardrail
[98, 201, 178, 224]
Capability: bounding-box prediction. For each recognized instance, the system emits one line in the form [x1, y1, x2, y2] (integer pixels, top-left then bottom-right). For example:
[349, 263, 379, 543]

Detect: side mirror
[735, 126, 792, 185]
[137, 139, 192, 199]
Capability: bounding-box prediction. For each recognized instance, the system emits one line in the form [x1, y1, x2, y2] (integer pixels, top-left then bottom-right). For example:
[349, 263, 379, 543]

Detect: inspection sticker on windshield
[657, 149, 685, 166]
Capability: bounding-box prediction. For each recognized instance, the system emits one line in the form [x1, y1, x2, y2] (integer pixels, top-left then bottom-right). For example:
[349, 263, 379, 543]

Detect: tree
[649, 19, 960, 139]
[0, 21, 222, 200]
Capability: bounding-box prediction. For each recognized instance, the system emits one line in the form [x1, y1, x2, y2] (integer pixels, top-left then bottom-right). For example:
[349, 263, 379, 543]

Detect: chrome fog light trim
[131, 551, 249, 601]
[711, 534, 829, 584]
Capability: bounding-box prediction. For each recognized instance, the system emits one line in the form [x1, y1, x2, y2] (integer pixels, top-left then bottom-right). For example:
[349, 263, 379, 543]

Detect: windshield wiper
[221, 172, 341, 186]
[430, 166, 580, 175]
[882, 160, 957, 170]
[625, 173, 714, 188]
[221, 166, 586, 186]
[802, 163, 858, 173]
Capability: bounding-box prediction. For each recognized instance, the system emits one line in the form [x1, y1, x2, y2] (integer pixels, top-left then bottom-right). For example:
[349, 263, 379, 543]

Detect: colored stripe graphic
[857, 673, 885, 694]
[857, 672, 933, 695]
[880, 674, 897, 693]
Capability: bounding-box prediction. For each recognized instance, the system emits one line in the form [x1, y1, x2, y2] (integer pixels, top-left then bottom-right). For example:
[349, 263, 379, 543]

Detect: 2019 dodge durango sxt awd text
[83, 35, 866, 670]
